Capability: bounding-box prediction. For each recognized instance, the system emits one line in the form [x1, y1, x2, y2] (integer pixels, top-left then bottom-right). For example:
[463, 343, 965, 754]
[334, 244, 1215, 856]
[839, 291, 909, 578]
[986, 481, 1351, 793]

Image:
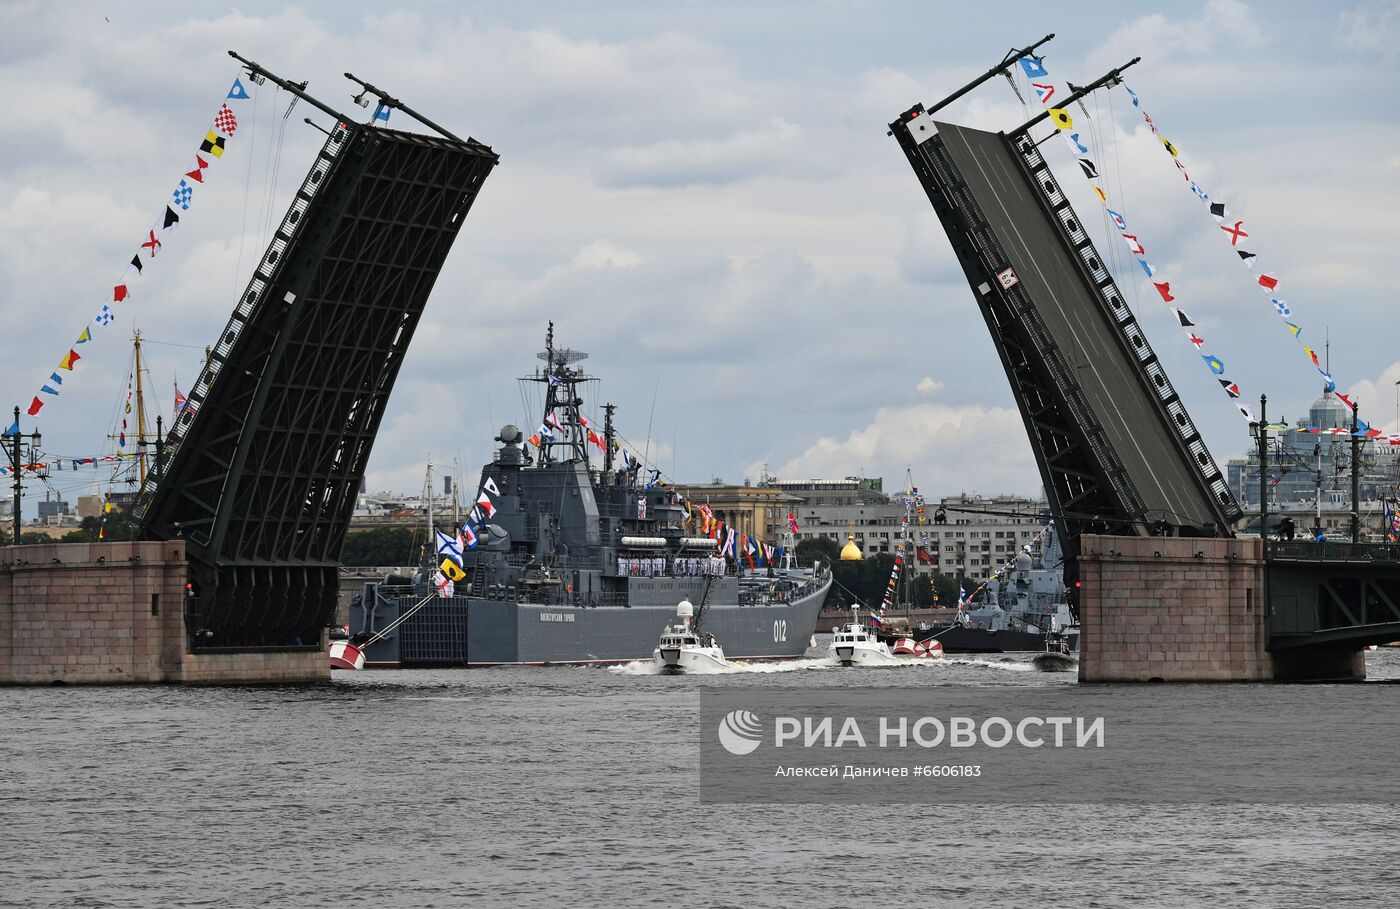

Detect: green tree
[53, 512, 141, 543]
[858, 553, 896, 605]
[340, 526, 423, 567]
[795, 535, 841, 567]
[830, 559, 861, 608]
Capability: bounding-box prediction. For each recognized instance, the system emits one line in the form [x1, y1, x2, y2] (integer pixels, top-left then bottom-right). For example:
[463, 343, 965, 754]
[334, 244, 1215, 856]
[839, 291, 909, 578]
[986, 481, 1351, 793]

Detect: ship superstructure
[350, 326, 831, 666]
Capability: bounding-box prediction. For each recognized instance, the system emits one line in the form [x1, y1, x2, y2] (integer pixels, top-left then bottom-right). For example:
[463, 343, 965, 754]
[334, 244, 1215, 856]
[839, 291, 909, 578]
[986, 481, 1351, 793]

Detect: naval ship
[347, 328, 832, 667]
[877, 532, 1077, 653]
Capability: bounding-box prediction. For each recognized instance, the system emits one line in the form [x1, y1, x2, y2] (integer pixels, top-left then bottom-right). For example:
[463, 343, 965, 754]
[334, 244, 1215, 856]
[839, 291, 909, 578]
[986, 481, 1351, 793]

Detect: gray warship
[878, 532, 1077, 653]
[348, 328, 832, 667]
[941, 532, 1078, 653]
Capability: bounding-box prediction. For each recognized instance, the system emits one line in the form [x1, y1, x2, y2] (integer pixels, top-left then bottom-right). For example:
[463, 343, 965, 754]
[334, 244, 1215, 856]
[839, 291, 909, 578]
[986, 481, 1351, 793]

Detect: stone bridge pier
[1076, 534, 1366, 683]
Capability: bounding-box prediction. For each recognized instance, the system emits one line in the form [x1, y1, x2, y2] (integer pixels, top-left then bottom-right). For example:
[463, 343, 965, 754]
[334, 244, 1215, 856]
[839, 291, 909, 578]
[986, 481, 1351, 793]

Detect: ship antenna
[643, 375, 659, 467]
[603, 403, 616, 475]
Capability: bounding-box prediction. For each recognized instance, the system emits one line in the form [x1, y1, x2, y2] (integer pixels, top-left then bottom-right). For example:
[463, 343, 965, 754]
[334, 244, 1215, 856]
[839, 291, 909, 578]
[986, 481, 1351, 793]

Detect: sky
[3, 0, 1399, 510]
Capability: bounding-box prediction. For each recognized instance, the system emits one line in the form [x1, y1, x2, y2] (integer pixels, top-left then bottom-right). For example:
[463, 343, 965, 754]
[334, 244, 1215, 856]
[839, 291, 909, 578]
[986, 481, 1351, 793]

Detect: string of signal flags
[424, 409, 802, 598]
[1019, 53, 1400, 445]
[22, 75, 254, 421]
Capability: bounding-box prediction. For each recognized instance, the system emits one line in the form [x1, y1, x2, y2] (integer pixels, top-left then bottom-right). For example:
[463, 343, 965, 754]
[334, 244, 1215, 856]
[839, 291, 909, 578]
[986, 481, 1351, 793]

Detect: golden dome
[840, 534, 863, 561]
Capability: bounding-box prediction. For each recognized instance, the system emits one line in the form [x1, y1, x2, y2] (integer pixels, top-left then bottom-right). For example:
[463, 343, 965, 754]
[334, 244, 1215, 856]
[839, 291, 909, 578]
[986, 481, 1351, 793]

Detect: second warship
[347, 327, 832, 666]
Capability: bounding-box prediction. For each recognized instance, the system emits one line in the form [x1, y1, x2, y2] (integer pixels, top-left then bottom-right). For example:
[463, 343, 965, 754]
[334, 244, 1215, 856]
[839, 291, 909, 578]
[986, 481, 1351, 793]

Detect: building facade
[776, 480, 1049, 580]
[1225, 390, 1400, 540]
[671, 482, 800, 541]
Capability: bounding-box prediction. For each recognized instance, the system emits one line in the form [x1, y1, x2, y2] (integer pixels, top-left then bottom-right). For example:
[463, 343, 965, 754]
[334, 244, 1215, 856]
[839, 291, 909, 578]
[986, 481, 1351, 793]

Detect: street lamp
[1253, 395, 1270, 549]
[6, 405, 43, 545]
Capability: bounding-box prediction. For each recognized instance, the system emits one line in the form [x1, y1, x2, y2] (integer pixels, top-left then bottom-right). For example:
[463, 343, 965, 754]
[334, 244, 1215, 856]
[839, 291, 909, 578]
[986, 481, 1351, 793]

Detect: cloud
[1341, 361, 1400, 436]
[573, 239, 644, 269]
[898, 213, 963, 285]
[1337, 2, 1400, 61]
[1089, 0, 1265, 66]
[595, 118, 803, 188]
[773, 401, 1039, 496]
[2, 1, 1396, 513]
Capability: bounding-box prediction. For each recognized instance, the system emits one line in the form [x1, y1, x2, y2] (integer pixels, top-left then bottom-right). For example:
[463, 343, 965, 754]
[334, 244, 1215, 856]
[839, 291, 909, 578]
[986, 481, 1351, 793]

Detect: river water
[3, 647, 1397, 908]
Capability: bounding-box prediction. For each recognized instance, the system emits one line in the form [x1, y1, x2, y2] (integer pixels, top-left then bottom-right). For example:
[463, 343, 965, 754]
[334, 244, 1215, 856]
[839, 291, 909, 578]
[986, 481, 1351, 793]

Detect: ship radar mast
[525, 321, 593, 466]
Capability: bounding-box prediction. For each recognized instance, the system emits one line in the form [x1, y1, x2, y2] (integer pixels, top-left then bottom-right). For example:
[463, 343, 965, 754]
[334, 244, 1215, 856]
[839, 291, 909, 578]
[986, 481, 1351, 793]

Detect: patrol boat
[831, 607, 901, 666]
[653, 599, 730, 674]
[348, 326, 832, 667]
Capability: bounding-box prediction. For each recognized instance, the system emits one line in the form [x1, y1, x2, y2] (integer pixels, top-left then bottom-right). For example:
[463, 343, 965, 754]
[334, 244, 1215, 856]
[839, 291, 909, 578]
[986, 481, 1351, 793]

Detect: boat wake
[609, 654, 1036, 675]
[938, 656, 1035, 672]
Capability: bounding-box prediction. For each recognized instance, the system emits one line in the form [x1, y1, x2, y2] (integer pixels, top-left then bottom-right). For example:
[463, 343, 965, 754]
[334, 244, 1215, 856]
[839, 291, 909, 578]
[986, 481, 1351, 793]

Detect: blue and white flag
[435, 530, 463, 566]
[1018, 56, 1048, 79]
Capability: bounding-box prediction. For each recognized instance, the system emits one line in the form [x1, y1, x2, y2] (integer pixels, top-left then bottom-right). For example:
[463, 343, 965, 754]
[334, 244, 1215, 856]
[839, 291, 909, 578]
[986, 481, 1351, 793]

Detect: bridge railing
[1269, 541, 1400, 563]
[1013, 134, 1240, 523]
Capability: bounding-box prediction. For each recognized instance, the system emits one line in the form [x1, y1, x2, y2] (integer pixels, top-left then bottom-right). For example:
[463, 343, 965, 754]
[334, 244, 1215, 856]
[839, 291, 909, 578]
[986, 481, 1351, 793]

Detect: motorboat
[830, 608, 901, 667]
[653, 600, 730, 674]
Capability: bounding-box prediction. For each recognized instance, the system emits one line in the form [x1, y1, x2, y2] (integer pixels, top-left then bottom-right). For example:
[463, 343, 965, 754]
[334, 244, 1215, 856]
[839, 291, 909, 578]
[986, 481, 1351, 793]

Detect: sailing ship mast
[424, 459, 435, 543]
[133, 331, 150, 487]
[900, 467, 915, 615]
[109, 330, 155, 488]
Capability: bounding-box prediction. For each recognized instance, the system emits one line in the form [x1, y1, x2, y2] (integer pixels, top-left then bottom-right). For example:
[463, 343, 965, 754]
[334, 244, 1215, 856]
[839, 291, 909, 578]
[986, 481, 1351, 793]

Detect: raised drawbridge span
[136, 57, 498, 650]
[888, 43, 1400, 663]
[887, 55, 1239, 598]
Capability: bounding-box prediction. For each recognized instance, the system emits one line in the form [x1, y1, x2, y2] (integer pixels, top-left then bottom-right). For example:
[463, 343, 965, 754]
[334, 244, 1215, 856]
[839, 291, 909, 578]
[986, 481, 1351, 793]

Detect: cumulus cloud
[773, 401, 1040, 496]
[1090, 0, 1264, 65]
[1341, 361, 1400, 436]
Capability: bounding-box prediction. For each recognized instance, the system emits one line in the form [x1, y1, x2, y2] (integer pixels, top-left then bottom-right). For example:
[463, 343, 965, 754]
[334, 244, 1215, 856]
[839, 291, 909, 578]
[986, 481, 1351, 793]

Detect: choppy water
[3, 645, 1398, 908]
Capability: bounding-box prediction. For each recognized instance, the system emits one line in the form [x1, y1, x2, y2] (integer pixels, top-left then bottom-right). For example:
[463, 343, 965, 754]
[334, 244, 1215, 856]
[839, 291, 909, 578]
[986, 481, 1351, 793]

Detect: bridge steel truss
[137, 120, 498, 649]
[888, 106, 1240, 583]
[1268, 542, 1400, 649]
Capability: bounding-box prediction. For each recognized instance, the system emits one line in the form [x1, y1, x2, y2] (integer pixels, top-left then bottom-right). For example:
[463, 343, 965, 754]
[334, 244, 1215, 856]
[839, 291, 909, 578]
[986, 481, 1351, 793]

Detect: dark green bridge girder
[136, 118, 498, 649]
[1268, 542, 1400, 650]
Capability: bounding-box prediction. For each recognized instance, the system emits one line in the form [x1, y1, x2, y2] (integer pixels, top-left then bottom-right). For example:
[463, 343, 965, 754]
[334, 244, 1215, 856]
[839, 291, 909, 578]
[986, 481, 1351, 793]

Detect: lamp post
[7, 405, 42, 545]
[1254, 395, 1268, 553]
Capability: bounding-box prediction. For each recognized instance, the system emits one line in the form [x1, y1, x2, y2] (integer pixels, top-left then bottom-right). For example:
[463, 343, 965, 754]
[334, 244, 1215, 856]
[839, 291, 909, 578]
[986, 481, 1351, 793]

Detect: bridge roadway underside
[1076, 534, 1395, 681]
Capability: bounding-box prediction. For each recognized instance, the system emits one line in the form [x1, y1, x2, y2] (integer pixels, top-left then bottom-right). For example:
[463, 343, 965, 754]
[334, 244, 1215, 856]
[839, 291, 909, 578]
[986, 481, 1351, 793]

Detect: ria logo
[717, 709, 763, 756]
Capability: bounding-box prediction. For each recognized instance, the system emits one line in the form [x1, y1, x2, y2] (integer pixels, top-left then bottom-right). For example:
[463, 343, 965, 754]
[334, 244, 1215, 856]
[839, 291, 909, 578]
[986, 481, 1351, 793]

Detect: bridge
[134, 57, 498, 653]
[888, 42, 1397, 679]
